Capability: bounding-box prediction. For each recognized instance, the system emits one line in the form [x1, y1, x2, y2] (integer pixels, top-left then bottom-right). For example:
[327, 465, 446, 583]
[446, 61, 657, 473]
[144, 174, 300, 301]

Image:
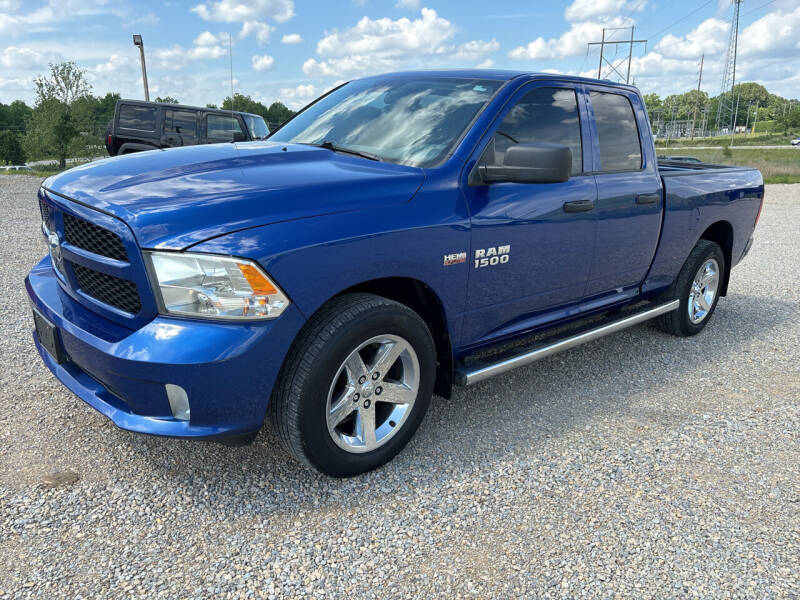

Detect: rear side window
[164, 110, 198, 137]
[590, 91, 642, 171]
[493, 87, 583, 175]
[207, 114, 244, 140]
[118, 105, 156, 132]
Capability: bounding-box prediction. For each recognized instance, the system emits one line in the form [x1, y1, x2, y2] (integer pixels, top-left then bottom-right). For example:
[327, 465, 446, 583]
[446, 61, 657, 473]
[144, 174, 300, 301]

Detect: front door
[460, 82, 598, 346]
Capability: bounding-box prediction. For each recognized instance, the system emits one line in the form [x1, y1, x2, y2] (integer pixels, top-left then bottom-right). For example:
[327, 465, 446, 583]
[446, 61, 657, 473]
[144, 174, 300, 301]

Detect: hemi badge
[443, 252, 467, 266]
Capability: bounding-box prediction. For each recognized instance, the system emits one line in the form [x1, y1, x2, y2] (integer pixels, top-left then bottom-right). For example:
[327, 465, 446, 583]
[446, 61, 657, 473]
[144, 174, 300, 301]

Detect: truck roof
[357, 69, 640, 92]
[117, 99, 263, 118]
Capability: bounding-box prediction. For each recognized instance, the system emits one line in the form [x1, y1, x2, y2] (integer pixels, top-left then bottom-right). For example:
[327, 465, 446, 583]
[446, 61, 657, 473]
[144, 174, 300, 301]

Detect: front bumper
[26, 256, 305, 440]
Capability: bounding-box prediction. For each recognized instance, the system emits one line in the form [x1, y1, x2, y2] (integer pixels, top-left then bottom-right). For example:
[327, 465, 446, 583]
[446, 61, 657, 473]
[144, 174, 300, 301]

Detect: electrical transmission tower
[715, 0, 743, 134]
[587, 27, 647, 84]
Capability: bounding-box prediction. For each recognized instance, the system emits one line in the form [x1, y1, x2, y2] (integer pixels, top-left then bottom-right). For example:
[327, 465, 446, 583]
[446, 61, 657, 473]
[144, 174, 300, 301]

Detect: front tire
[656, 239, 725, 337]
[269, 293, 436, 477]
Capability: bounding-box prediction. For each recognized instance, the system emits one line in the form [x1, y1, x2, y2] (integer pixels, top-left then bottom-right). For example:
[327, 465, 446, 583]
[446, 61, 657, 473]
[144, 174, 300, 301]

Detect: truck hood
[44, 142, 425, 249]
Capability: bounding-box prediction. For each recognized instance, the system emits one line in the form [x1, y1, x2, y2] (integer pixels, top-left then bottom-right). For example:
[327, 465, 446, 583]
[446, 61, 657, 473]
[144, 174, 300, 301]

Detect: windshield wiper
[312, 141, 383, 162]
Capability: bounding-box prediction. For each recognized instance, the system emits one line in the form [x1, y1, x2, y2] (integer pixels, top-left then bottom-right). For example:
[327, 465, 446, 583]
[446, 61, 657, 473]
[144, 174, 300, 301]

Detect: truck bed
[657, 159, 759, 177]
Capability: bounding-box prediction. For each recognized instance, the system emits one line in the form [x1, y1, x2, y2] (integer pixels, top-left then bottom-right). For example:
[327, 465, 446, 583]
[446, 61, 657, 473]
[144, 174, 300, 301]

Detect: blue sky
[1, 0, 798, 108]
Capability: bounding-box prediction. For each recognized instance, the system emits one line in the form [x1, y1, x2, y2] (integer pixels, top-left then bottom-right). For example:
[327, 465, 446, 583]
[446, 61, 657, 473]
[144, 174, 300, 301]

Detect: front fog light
[165, 384, 190, 421]
[146, 251, 289, 320]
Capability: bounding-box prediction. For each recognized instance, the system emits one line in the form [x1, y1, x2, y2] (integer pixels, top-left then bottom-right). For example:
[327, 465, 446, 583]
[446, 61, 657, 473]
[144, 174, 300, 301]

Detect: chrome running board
[455, 300, 679, 387]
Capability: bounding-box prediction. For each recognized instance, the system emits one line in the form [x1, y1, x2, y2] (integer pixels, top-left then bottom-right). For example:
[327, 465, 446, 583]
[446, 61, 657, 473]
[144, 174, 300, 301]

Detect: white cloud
[452, 39, 500, 62]
[279, 84, 317, 109]
[476, 58, 495, 68]
[302, 8, 496, 77]
[280, 83, 316, 98]
[92, 53, 135, 75]
[395, 0, 420, 9]
[251, 54, 275, 71]
[564, 0, 640, 21]
[739, 4, 800, 58]
[0, 0, 21, 11]
[240, 21, 274, 45]
[194, 31, 228, 46]
[0, 46, 48, 69]
[281, 32, 303, 44]
[315, 8, 455, 58]
[153, 34, 229, 70]
[509, 17, 630, 60]
[191, 0, 294, 24]
[654, 18, 728, 59]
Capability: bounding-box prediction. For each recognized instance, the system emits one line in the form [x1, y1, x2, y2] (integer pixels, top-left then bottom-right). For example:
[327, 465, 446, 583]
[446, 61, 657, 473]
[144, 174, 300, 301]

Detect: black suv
[105, 100, 270, 156]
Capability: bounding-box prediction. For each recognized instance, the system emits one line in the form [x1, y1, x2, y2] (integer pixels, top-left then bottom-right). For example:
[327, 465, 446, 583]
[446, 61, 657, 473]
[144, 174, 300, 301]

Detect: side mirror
[233, 131, 247, 142]
[477, 143, 572, 184]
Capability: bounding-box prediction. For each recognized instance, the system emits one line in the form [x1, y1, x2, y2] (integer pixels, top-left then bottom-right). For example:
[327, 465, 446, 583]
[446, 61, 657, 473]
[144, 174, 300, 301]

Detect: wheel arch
[334, 277, 454, 399]
[699, 220, 733, 296]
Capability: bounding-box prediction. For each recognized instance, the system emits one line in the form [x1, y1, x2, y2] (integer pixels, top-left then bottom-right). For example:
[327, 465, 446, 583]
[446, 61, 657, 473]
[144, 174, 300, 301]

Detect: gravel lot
[1, 175, 798, 599]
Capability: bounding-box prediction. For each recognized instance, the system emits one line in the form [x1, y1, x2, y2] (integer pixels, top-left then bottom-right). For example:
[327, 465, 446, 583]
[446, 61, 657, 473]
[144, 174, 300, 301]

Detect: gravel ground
[0, 175, 798, 599]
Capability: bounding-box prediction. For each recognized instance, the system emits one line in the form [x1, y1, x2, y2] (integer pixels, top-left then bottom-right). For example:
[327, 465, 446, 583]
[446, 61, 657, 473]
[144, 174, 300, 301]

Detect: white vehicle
[791, 138, 800, 146]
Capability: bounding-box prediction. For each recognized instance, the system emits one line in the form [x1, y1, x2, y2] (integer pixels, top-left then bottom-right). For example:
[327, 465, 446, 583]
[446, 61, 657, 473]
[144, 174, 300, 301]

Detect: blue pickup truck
[27, 70, 764, 476]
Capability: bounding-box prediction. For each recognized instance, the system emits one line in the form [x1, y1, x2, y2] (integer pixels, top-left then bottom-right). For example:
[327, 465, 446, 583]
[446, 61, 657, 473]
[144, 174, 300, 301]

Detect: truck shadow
[121, 290, 793, 517]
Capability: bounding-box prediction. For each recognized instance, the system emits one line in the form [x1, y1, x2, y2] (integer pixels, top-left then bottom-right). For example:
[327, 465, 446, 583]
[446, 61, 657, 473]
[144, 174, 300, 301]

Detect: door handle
[636, 193, 660, 205]
[563, 199, 595, 213]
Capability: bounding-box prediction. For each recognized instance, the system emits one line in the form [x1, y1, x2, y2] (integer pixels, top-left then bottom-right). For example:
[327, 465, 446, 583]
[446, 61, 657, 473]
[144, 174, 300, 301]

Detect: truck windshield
[244, 115, 270, 140]
[268, 77, 502, 167]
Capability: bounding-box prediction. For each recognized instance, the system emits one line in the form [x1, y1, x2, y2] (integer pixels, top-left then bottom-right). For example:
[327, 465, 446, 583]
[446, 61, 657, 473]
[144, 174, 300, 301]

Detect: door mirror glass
[476, 142, 572, 184]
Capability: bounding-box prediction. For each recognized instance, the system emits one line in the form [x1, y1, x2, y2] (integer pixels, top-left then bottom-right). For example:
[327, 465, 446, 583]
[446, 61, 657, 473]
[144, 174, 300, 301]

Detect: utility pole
[690, 54, 704, 140]
[597, 28, 605, 79]
[588, 27, 647, 83]
[626, 26, 634, 84]
[715, 0, 743, 133]
[751, 102, 759, 135]
[132, 34, 149, 102]
[731, 93, 740, 145]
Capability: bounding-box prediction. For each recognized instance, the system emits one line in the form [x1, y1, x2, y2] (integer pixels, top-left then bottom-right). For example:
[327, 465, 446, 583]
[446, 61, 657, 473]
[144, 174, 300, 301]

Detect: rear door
[583, 86, 663, 302]
[162, 108, 199, 148]
[460, 81, 598, 345]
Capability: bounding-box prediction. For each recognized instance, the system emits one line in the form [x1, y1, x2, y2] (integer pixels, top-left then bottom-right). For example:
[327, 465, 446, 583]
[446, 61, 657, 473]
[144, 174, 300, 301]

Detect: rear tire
[656, 239, 725, 337]
[269, 293, 436, 477]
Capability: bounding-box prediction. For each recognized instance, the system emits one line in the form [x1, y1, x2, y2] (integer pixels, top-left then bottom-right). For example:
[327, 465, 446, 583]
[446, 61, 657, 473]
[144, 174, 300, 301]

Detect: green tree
[24, 61, 92, 168]
[221, 93, 268, 117]
[265, 101, 294, 126]
[0, 131, 26, 165]
[155, 96, 179, 104]
[0, 100, 33, 135]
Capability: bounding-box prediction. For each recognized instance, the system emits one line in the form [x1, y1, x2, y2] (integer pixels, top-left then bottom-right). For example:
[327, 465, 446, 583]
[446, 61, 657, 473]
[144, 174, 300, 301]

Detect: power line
[645, 0, 781, 54]
[586, 26, 648, 83]
[646, 0, 715, 41]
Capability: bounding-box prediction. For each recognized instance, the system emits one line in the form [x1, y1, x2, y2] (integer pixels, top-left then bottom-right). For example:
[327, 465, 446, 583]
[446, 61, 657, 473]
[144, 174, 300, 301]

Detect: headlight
[145, 251, 289, 320]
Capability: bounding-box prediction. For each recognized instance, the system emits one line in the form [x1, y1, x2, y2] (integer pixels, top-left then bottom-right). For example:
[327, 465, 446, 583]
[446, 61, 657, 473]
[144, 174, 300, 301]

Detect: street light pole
[132, 34, 150, 102]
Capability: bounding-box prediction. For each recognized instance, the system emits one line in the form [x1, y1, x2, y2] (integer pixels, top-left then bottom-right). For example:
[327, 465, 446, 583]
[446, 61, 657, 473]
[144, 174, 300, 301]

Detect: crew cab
[104, 100, 270, 156]
[27, 71, 764, 476]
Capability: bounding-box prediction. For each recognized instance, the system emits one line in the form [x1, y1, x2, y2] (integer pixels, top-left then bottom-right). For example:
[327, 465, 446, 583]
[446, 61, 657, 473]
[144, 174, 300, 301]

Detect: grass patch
[656, 131, 800, 148]
[658, 148, 800, 184]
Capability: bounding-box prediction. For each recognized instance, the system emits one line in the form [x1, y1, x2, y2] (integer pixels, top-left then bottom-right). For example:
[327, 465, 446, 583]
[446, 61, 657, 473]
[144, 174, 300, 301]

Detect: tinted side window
[164, 110, 198, 137]
[590, 91, 642, 171]
[493, 87, 582, 175]
[207, 114, 244, 140]
[118, 105, 157, 132]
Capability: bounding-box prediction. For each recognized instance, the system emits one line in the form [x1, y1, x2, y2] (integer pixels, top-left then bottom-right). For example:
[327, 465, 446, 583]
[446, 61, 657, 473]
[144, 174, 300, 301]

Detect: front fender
[190, 188, 471, 343]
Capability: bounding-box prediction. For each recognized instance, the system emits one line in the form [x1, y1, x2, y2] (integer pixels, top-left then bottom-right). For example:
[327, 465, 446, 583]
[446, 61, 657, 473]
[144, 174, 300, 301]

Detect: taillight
[107, 134, 112, 146]
[754, 192, 764, 227]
